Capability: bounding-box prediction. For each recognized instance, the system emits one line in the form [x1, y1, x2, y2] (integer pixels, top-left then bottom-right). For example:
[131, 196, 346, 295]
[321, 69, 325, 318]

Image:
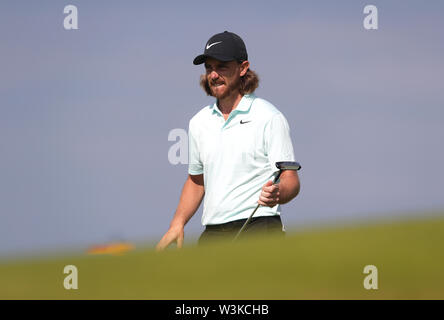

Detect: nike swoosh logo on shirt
[240, 120, 251, 124]
[206, 41, 222, 50]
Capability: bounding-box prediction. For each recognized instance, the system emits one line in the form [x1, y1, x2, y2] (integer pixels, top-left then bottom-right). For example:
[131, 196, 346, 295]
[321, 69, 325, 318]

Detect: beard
[208, 77, 241, 100]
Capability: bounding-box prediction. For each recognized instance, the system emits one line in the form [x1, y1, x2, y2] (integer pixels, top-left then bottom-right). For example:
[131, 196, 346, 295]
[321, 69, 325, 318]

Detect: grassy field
[1, 215, 443, 299]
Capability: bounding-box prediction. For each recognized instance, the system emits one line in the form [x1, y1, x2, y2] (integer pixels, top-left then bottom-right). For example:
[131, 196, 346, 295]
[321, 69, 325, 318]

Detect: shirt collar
[210, 93, 256, 116]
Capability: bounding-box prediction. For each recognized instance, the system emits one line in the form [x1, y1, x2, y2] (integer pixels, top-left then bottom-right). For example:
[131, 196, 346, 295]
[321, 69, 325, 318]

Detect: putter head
[275, 161, 301, 171]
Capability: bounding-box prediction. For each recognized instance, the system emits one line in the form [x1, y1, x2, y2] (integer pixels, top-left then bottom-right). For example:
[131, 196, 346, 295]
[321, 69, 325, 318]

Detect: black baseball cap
[193, 31, 248, 65]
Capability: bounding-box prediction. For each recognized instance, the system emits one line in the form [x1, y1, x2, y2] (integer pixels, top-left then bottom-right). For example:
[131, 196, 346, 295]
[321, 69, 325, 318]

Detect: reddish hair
[199, 68, 259, 96]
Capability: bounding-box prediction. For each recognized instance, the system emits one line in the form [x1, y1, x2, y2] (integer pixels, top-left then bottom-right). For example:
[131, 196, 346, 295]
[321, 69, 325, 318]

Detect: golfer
[156, 31, 300, 250]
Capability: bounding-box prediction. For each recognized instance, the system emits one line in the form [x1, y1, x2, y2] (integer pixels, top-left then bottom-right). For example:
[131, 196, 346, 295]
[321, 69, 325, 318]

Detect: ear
[239, 60, 250, 77]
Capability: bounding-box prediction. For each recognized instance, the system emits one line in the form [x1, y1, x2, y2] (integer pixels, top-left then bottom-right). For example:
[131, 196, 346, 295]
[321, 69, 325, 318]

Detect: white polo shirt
[188, 93, 295, 225]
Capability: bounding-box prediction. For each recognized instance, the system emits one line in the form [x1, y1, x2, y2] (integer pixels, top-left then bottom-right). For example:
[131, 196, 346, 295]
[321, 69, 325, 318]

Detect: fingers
[156, 228, 184, 251]
[262, 182, 277, 193]
[258, 194, 279, 207]
[258, 181, 279, 207]
[258, 192, 280, 207]
[177, 233, 184, 249]
[264, 180, 273, 187]
[155, 236, 170, 252]
[260, 189, 279, 198]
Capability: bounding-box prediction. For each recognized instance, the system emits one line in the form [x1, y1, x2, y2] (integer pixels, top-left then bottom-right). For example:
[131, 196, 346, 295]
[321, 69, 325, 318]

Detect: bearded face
[204, 58, 247, 99]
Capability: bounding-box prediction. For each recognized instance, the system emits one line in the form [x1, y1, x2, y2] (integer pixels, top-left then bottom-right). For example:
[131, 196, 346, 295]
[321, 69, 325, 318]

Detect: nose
[209, 70, 219, 79]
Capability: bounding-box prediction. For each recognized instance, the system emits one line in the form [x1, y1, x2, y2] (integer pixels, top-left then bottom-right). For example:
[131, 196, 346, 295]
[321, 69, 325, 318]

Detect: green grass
[1, 215, 444, 299]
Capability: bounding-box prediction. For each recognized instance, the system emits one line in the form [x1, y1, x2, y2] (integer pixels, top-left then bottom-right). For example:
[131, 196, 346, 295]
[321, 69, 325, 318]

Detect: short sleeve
[264, 113, 296, 173]
[188, 119, 204, 175]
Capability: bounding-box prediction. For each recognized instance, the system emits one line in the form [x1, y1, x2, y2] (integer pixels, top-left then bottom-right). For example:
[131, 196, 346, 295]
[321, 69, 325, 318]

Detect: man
[156, 31, 300, 250]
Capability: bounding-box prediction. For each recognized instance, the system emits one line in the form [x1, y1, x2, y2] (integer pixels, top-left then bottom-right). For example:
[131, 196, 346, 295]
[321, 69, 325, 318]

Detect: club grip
[273, 170, 283, 184]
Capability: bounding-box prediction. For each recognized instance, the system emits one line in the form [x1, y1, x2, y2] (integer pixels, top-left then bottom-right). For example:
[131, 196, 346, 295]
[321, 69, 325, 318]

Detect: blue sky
[1, 0, 443, 257]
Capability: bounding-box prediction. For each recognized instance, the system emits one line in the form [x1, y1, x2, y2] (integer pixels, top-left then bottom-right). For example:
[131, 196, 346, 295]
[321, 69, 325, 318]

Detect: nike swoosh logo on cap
[206, 41, 222, 50]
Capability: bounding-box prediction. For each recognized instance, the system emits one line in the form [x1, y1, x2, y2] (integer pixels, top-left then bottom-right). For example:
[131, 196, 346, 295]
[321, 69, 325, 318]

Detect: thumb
[265, 180, 274, 187]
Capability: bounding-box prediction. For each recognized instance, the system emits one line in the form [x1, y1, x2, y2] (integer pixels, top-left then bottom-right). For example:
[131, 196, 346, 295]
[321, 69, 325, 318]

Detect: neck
[217, 91, 243, 115]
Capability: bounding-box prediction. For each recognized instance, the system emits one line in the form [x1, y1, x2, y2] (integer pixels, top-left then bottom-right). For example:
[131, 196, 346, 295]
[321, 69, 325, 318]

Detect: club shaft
[233, 170, 283, 241]
[232, 204, 260, 241]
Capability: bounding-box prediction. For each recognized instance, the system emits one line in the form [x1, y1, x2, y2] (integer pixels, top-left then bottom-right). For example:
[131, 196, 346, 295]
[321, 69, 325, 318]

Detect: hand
[155, 225, 184, 251]
[258, 180, 280, 207]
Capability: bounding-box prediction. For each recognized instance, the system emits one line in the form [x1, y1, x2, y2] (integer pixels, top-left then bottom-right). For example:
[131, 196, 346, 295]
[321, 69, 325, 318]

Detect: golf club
[233, 161, 301, 241]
